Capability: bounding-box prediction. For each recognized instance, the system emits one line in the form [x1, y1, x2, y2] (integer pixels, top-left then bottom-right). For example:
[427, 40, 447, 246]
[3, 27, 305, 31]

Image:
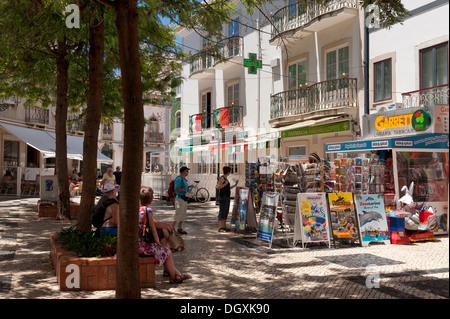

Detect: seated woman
[138, 187, 190, 284]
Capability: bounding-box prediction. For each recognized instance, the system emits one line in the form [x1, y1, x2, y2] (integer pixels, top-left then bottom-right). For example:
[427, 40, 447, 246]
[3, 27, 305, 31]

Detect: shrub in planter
[56, 225, 116, 257]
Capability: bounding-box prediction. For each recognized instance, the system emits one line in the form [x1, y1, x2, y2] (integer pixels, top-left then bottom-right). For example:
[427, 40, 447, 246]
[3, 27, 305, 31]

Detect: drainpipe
[364, 25, 370, 115]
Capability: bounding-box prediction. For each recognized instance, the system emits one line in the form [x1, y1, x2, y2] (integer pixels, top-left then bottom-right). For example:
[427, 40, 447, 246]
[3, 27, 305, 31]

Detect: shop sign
[433, 105, 449, 133]
[363, 107, 434, 139]
[411, 109, 431, 132]
[281, 121, 350, 139]
[326, 133, 448, 153]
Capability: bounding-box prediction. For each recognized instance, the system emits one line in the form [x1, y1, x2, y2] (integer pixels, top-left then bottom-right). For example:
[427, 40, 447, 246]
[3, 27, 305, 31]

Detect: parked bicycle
[187, 180, 210, 203]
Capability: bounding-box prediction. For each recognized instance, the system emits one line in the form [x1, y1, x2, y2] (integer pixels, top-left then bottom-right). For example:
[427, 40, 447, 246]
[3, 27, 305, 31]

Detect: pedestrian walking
[172, 166, 191, 234]
[216, 166, 238, 232]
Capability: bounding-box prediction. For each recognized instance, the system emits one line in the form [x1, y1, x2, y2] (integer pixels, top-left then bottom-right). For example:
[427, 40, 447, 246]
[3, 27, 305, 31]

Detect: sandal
[177, 229, 187, 235]
[169, 275, 184, 284]
[218, 228, 230, 232]
[179, 274, 192, 280]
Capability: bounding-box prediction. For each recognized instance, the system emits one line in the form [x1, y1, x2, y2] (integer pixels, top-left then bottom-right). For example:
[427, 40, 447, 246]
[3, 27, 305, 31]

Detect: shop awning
[0, 122, 113, 164]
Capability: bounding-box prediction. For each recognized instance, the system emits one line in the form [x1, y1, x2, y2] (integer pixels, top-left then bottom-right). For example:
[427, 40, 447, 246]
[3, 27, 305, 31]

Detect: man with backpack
[93, 182, 119, 236]
[172, 166, 191, 235]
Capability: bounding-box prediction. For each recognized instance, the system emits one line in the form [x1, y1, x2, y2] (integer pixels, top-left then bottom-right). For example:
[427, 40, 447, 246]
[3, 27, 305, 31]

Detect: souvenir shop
[232, 106, 448, 248]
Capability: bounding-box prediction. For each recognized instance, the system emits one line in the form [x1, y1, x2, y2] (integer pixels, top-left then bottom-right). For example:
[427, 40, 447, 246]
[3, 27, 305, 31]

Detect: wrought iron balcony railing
[190, 105, 243, 133]
[401, 84, 449, 108]
[271, 0, 358, 38]
[145, 132, 164, 143]
[25, 106, 49, 125]
[270, 77, 357, 120]
[189, 36, 243, 75]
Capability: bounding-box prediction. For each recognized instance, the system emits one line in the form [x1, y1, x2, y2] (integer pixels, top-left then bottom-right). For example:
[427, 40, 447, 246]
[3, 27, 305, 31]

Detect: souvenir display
[296, 193, 331, 248]
[327, 192, 360, 244]
[256, 192, 279, 248]
[355, 194, 390, 246]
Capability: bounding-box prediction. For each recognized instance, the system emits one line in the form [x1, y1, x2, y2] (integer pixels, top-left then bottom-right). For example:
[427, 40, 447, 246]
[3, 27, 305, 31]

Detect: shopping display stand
[295, 193, 332, 249]
[231, 187, 257, 234]
[256, 192, 280, 248]
[354, 194, 391, 247]
[327, 192, 361, 247]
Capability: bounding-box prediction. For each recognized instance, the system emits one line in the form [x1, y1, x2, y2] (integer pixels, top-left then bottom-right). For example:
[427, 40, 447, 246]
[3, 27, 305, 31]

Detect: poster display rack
[327, 192, 360, 246]
[231, 187, 257, 233]
[295, 193, 332, 248]
[256, 192, 280, 248]
[355, 194, 390, 247]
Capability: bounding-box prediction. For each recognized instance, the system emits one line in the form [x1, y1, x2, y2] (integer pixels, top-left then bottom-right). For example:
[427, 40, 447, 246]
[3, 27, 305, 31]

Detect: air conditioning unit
[371, 103, 403, 114]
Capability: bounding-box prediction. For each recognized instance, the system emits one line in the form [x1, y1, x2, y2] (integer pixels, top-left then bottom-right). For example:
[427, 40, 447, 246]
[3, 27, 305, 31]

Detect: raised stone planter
[50, 233, 155, 291]
[38, 202, 80, 218]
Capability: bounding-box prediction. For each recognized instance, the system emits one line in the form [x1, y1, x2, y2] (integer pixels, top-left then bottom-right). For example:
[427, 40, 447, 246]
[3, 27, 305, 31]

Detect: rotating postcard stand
[256, 192, 280, 249]
[294, 193, 332, 249]
[231, 187, 258, 233]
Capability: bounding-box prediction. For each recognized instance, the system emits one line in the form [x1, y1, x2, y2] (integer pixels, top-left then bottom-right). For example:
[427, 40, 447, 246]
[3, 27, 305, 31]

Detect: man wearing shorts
[172, 166, 191, 234]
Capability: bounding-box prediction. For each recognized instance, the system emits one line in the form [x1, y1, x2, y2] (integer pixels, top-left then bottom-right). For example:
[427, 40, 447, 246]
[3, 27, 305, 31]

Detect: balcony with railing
[145, 132, 164, 144]
[25, 106, 49, 126]
[270, 0, 358, 45]
[270, 77, 357, 126]
[189, 105, 243, 134]
[401, 84, 449, 108]
[189, 36, 244, 78]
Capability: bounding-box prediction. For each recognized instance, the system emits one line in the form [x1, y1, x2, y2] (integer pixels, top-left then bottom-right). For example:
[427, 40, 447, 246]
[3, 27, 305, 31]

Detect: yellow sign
[301, 200, 311, 216]
[375, 114, 413, 131]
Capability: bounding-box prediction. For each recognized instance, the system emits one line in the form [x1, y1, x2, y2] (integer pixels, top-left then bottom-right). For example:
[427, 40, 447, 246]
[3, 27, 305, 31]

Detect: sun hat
[104, 183, 118, 193]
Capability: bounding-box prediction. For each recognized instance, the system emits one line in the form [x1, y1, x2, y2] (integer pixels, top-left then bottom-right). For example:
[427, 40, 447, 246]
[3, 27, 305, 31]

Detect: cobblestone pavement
[0, 197, 448, 300]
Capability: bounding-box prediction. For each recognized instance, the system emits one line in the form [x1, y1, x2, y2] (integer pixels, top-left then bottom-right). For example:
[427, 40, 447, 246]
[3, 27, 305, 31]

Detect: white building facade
[175, 0, 365, 177]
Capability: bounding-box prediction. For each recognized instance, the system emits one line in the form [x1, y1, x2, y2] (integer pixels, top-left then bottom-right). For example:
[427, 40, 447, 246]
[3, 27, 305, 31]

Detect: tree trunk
[115, 0, 144, 299]
[78, 12, 105, 233]
[55, 39, 71, 220]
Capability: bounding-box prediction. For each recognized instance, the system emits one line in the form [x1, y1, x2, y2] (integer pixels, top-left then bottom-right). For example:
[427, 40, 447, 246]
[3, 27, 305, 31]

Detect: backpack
[92, 197, 118, 229]
[168, 179, 175, 198]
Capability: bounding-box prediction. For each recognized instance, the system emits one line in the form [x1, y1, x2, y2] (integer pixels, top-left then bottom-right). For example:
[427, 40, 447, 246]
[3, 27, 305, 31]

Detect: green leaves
[56, 225, 117, 257]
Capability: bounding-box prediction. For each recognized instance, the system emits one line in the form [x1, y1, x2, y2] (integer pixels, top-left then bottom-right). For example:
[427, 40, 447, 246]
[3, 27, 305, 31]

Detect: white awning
[0, 122, 113, 164]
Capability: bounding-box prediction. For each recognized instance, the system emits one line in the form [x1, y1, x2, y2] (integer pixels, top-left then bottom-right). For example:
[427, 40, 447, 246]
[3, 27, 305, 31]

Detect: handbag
[142, 208, 156, 243]
[168, 230, 185, 252]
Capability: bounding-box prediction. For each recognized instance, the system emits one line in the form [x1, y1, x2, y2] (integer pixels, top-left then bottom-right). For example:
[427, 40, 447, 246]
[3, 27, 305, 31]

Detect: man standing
[113, 166, 122, 185]
[172, 166, 191, 234]
[95, 182, 119, 236]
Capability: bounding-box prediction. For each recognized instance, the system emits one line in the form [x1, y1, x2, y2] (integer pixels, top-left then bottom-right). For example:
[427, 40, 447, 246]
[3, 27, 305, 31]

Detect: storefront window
[3, 140, 19, 167]
[396, 151, 448, 202]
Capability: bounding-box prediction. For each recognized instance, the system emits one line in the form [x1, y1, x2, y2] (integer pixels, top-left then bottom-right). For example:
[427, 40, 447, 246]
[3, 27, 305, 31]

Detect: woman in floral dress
[138, 187, 190, 284]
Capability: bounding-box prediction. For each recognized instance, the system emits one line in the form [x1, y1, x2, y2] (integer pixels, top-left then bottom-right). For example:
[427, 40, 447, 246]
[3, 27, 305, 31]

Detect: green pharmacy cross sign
[243, 53, 262, 74]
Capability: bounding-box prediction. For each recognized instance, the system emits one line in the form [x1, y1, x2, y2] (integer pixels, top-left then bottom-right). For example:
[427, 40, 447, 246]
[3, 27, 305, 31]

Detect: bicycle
[187, 180, 210, 203]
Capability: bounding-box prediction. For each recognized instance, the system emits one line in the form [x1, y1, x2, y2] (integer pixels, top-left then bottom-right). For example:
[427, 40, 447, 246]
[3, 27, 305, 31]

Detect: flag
[215, 107, 230, 128]
[190, 114, 202, 133]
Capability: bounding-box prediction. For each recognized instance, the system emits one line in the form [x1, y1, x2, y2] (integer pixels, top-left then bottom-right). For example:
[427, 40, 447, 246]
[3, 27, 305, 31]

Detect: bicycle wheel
[195, 188, 210, 203]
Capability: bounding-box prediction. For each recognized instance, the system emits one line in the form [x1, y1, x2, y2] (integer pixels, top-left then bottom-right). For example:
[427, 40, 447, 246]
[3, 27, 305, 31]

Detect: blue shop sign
[326, 133, 449, 153]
